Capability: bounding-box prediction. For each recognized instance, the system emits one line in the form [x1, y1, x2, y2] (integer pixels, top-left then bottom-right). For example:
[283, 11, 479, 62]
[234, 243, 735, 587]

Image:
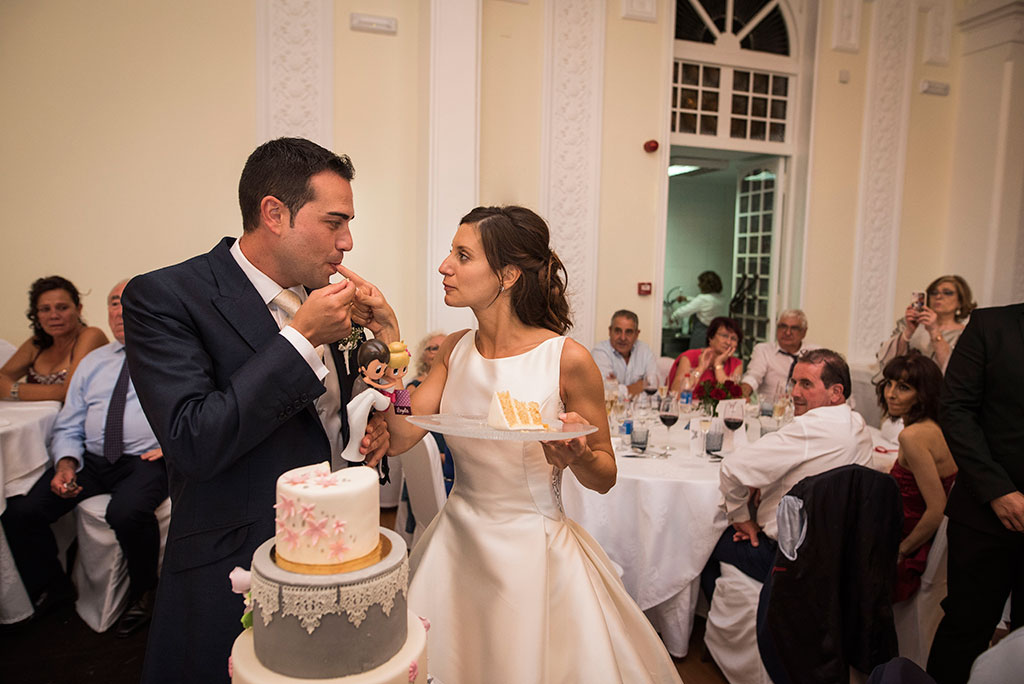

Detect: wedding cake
[230, 463, 428, 684]
[487, 390, 546, 430]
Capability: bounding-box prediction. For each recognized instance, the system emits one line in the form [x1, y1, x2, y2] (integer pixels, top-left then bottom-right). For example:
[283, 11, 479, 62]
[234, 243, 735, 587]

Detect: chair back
[400, 435, 447, 548]
[0, 339, 16, 366]
[656, 356, 676, 386]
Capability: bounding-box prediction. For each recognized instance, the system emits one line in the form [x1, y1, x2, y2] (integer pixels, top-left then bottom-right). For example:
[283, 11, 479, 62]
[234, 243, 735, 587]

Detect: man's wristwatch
[9, 381, 20, 400]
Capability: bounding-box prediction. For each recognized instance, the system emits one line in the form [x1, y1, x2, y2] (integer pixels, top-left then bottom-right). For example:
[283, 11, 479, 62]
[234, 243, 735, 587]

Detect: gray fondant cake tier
[250, 528, 409, 679]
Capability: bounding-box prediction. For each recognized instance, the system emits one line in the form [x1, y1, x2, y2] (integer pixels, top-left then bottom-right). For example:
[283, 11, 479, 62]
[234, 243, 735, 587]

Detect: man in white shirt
[590, 310, 658, 397]
[669, 270, 728, 348]
[740, 309, 819, 399]
[700, 348, 873, 600]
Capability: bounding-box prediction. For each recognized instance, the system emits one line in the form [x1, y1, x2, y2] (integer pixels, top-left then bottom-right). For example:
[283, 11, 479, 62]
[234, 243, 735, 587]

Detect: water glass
[630, 425, 649, 454]
[705, 422, 724, 456]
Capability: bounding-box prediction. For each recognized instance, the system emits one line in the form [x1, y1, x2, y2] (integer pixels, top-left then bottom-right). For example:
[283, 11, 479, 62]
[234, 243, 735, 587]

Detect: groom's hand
[291, 280, 357, 347]
[361, 411, 390, 467]
[335, 265, 400, 344]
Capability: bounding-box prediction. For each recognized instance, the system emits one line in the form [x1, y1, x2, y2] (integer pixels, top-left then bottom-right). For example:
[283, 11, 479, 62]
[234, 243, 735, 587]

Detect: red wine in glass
[724, 418, 744, 431]
[643, 387, 658, 397]
[659, 413, 679, 428]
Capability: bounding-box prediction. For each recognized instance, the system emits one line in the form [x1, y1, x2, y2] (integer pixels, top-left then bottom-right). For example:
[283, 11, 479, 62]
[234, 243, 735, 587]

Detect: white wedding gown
[408, 332, 682, 683]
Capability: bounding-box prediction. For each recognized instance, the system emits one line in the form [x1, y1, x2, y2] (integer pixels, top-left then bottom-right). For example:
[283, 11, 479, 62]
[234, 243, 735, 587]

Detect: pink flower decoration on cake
[313, 471, 338, 487]
[283, 472, 310, 485]
[332, 519, 347, 535]
[229, 567, 251, 594]
[328, 539, 350, 561]
[299, 503, 317, 521]
[303, 517, 329, 546]
[274, 494, 296, 519]
[408, 660, 418, 682]
[418, 615, 431, 632]
[275, 516, 287, 533]
[280, 527, 300, 550]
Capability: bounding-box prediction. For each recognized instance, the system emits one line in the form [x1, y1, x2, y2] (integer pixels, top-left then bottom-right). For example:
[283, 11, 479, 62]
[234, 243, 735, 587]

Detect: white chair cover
[397, 435, 446, 549]
[657, 356, 676, 386]
[72, 494, 171, 632]
[704, 564, 775, 684]
[378, 455, 403, 508]
[893, 516, 950, 667]
[0, 339, 16, 366]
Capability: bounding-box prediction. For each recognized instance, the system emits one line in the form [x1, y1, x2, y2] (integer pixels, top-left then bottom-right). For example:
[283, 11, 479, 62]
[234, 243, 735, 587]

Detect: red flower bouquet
[693, 379, 743, 415]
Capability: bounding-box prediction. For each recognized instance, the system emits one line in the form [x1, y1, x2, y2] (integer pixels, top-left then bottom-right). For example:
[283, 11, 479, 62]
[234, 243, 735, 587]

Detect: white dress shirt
[590, 339, 658, 390]
[719, 403, 873, 539]
[670, 292, 728, 328]
[741, 341, 821, 398]
[229, 239, 344, 461]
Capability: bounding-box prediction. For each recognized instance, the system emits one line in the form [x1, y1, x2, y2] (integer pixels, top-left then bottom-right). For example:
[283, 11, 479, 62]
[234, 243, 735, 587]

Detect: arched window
[671, 0, 797, 152]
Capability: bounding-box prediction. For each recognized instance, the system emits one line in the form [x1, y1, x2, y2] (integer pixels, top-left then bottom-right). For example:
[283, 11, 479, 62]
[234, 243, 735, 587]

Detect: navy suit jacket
[941, 303, 1024, 537]
[123, 237, 357, 684]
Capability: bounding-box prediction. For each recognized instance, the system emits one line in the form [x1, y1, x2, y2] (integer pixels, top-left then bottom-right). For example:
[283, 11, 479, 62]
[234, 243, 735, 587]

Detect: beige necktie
[273, 289, 324, 359]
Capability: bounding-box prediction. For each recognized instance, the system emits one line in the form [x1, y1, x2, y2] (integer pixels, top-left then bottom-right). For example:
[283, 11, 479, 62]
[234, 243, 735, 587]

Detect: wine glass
[655, 397, 679, 458]
[642, 374, 659, 411]
[722, 401, 744, 433]
[696, 409, 714, 459]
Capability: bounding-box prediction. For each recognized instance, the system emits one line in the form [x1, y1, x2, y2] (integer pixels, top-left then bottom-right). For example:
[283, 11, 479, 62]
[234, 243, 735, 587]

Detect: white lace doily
[252, 557, 408, 634]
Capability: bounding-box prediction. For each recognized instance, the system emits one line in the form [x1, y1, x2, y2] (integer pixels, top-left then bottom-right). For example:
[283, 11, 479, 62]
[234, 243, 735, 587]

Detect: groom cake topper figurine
[341, 340, 410, 468]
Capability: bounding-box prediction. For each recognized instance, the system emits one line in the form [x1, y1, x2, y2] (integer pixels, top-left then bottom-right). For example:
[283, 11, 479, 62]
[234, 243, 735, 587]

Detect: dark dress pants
[926, 519, 1024, 684]
[1, 451, 168, 602]
[700, 526, 778, 603]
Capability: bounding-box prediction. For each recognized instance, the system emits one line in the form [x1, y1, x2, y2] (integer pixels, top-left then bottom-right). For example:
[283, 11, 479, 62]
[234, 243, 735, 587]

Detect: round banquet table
[561, 420, 737, 658]
[0, 400, 62, 624]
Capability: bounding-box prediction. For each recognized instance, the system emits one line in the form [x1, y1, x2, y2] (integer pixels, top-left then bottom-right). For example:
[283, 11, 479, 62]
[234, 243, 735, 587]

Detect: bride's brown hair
[460, 206, 572, 335]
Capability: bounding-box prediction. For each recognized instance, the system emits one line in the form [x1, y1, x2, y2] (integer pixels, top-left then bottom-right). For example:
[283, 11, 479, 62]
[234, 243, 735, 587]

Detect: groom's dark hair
[239, 137, 355, 233]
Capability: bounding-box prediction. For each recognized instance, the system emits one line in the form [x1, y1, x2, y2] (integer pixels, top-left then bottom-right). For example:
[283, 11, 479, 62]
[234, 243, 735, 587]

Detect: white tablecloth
[0, 400, 62, 623]
[562, 421, 732, 657]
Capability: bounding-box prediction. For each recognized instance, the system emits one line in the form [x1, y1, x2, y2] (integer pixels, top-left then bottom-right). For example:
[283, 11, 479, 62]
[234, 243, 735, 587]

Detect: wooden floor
[0, 507, 727, 684]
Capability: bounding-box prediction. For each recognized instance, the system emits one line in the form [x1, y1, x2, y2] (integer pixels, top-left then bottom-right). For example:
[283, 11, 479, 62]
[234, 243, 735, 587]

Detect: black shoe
[114, 590, 154, 638]
[31, 579, 76, 619]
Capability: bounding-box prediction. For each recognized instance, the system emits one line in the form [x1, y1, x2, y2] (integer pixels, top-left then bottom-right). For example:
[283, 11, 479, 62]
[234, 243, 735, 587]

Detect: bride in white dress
[386, 206, 682, 683]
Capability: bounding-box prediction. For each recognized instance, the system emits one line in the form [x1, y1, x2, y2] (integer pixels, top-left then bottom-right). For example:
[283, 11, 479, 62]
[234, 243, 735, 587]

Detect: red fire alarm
[638, 282, 652, 295]
[643, 140, 659, 153]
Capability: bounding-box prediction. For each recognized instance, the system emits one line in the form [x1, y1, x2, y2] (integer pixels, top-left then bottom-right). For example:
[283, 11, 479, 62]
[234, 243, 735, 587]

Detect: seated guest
[0, 276, 107, 401]
[591, 310, 658, 397]
[877, 353, 957, 602]
[407, 330, 445, 391]
[740, 309, 819, 399]
[700, 348, 873, 600]
[1, 280, 168, 636]
[667, 316, 743, 392]
[669, 270, 728, 349]
[877, 275, 975, 375]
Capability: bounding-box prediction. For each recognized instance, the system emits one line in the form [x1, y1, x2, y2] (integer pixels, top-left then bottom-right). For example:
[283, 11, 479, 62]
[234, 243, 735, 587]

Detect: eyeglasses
[714, 331, 739, 343]
[928, 288, 957, 298]
[424, 345, 440, 352]
[776, 324, 805, 333]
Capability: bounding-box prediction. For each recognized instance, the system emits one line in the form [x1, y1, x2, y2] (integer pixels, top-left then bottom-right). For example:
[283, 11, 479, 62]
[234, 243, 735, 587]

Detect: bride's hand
[541, 411, 593, 469]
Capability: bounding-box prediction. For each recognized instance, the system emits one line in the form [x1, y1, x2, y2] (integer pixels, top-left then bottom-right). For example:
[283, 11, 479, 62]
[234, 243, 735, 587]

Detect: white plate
[405, 414, 598, 442]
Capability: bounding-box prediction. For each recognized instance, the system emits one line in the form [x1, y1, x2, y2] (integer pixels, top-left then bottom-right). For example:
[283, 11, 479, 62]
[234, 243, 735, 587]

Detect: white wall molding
[920, 0, 953, 65]
[257, 0, 335, 145]
[831, 0, 863, 53]
[540, 0, 606, 345]
[958, 0, 1024, 55]
[425, 0, 480, 335]
[848, 0, 916, 365]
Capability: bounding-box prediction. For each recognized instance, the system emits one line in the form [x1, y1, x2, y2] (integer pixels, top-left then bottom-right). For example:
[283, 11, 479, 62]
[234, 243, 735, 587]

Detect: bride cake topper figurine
[386, 341, 412, 415]
[340, 339, 395, 465]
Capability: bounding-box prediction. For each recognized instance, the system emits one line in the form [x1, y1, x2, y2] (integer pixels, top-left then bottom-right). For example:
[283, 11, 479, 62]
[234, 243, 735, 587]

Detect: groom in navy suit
[122, 138, 399, 684]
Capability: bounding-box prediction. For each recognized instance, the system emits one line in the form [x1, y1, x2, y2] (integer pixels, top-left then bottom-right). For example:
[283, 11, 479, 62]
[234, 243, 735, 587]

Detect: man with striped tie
[1, 279, 168, 637]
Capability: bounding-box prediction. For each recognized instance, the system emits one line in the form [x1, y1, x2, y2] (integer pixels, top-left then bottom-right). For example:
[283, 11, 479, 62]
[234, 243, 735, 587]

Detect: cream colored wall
[0, 0, 258, 345]
[895, 12, 961, 318]
[594, 1, 670, 348]
[801, 0, 872, 354]
[332, 0, 426, 353]
[480, 0, 544, 209]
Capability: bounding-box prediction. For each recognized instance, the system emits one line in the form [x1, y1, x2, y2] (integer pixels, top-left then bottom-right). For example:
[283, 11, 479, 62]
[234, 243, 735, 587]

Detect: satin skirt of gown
[408, 332, 682, 684]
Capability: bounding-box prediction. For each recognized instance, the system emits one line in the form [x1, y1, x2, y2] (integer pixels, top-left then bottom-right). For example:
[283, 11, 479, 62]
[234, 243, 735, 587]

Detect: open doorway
[661, 146, 784, 361]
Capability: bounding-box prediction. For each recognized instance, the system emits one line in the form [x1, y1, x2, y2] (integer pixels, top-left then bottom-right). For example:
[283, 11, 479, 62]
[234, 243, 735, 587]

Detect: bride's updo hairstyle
[460, 205, 572, 335]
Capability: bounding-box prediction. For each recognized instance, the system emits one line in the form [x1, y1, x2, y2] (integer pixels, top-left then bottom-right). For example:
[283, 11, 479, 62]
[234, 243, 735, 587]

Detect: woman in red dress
[877, 352, 958, 602]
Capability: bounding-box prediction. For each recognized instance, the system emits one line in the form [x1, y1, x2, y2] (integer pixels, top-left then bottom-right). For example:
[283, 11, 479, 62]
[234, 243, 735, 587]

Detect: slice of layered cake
[486, 391, 546, 431]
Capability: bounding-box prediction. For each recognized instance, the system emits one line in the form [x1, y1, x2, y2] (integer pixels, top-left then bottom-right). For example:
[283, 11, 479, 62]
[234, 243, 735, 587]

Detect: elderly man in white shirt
[590, 310, 658, 398]
[740, 309, 820, 399]
[700, 348, 873, 601]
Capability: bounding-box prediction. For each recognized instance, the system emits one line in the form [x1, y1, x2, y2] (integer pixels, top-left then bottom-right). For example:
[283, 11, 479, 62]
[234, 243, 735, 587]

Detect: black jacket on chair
[757, 464, 903, 684]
